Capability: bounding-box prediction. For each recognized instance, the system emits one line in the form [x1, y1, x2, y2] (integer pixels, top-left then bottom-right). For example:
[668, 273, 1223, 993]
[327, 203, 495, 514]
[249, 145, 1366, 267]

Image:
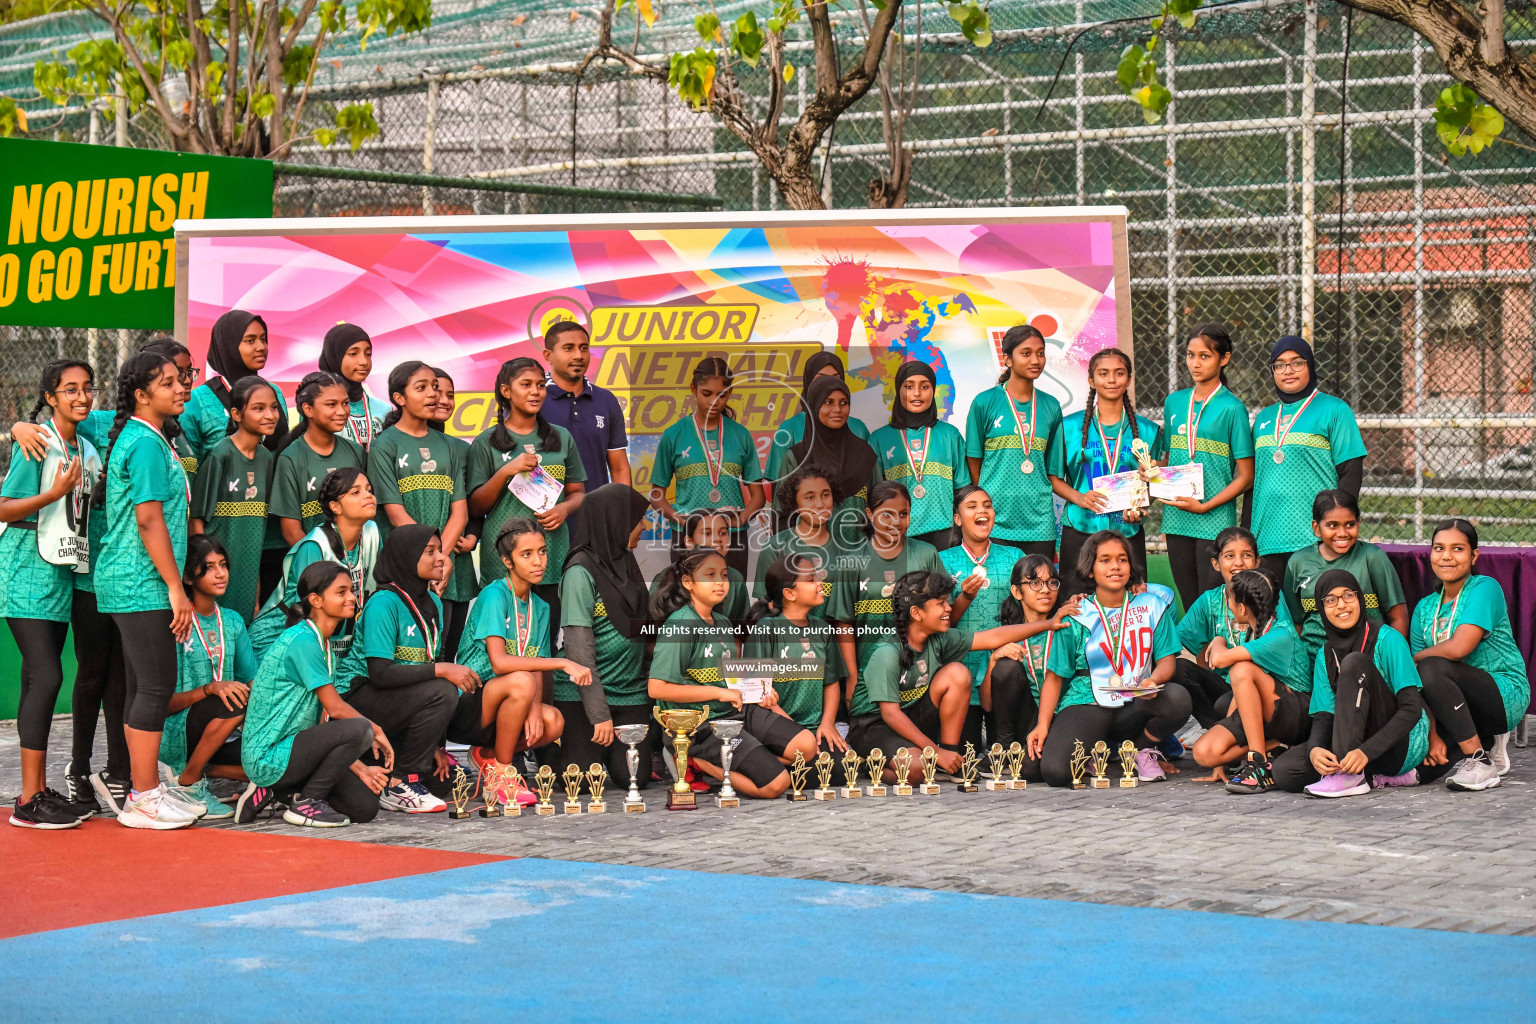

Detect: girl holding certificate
[1158, 324, 1255, 611]
[871, 360, 970, 548]
[1048, 349, 1166, 593]
[1249, 337, 1367, 581]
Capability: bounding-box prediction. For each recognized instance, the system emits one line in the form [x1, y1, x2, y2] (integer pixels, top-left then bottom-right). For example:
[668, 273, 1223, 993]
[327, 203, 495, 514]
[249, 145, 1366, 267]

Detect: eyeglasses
[54, 385, 98, 399]
[1321, 591, 1359, 609]
[178, 367, 202, 384]
[1271, 358, 1308, 373]
[1024, 578, 1062, 592]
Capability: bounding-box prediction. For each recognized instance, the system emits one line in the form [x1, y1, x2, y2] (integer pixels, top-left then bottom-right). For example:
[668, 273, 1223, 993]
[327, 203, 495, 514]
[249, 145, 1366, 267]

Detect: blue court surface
[3, 857, 1532, 1022]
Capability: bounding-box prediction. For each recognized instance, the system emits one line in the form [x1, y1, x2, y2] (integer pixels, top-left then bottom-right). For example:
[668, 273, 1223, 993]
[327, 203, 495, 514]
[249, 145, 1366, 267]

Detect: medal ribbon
[961, 540, 991, 574]
[508, 579, 533, 657]
[393, 585, 441, 660]
[1022, 629, 1053, 691]
[1186, 383, 1223, 459]
[1272, 390, 1320, 457]
[1432, 586, 1464, 645]
[40, 421, 86, 527]
[130, 415, 191, 506]
[1091, 595, 1130, 680]
[1093, 414, 1127, 477]
[1008, 387, 1038, 463]
[691, 415, 724, 491]
[349, 392, 374, 449]
[903, 427, 931, 487]
[307, 620, 334, 678]
[192, 606, 226, 680]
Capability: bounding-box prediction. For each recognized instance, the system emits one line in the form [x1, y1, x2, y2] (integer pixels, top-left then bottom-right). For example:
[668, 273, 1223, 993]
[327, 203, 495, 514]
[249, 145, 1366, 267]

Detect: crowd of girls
[2, 315, 1527, 832]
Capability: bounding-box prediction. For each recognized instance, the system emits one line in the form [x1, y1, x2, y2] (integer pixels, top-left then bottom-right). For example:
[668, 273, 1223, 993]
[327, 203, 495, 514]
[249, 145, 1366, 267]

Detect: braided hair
[224, 375, 280, 438]
[494, 517, 545, 561]
[649, 548, 724, 624]
[691, 356, 737, 420]
[891, 569, 955, 671]
[275, 371, 350, 454]
[1189, 322, 1234, 386]
[381, 360, 434, 431]
[284, 560, 353, 629]
[1228, 567, 1280, 635]
[29, 359, 94, 423]
[1000, 554, 1059, 625]
[489, 357, 558, 454]
[1078, 348, 1140, 457]
[743, 553, 816, 629]
[996, 324, 1044, 385]
[93, 351, 176, 508]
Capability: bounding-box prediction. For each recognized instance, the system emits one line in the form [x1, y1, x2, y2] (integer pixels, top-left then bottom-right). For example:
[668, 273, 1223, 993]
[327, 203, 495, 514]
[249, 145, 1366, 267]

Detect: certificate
[507, 465, 563, 513]
[1090, 469, 1147, 514]
[723, 659, 770, 704]
[1148, 463, 1204, 501]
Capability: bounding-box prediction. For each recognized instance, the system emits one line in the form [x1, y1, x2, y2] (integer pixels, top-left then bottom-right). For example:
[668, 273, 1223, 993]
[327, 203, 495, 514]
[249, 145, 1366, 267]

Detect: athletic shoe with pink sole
[1370, 769, 1418, 789]
[1304, 772, 1368, 798]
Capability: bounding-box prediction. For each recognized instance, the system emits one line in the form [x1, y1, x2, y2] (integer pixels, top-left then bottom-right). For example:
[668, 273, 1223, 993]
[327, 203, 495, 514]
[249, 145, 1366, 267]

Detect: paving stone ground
[7, 715, 1536, 936]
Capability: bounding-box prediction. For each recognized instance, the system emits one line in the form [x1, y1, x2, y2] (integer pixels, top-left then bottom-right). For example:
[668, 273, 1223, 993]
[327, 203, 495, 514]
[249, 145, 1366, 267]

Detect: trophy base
[1008, 779, 1028, 791]
[838, 787, 862, 799]
[894, 784, 913, 796]
[535, 804, 557, 815]
[623, 800, 646, 813]
[785, 792, 807, 802]
[476, 807, 503, 818]
[1071, 780, 1087, 790]
[983, 779, 1010, 792]
[715, 795, 739, 809]
[1091, 778, 1111, 789]
[956, 783, 979, 793]
[918, 783, 941, 795]
[1119, 778, 1138, 788]
[667, 790, 699, 810]
[449, 808, 473, 819]
[588, 800, 607, 813]
[811, 789, 836, 801]
[563, 801, 583, 815]
[864, 785, 887, 797]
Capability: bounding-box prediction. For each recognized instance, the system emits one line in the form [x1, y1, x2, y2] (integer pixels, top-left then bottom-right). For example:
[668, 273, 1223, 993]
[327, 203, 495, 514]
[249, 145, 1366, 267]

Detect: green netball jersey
[1160, 385, 1254, 540]
[825, 539, 944, 673]
[456, 581, 550, 683]
[1250, 392, 1366, 556]
[269, 435, 367, 533]
[1409, 575, 1530, 732]
[650, 604, 738, 721]
[367, 425, 463, 548]
[467, 424, 585, 589]
[743, 615, 846, 729]
[940, 541, 1026, 704]
[1283, 542, 1405, 653]
[964, 385, 1064, 542]
[190, 437, 274, 622]
[97, 418, 188, 614]
[869, 422, 970, 536]
[554, 565, 649, 706]
[652, 416, 761, 515]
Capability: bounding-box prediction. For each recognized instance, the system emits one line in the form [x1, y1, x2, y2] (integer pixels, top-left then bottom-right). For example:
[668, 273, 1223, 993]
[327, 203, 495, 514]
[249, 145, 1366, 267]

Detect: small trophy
[654, 707, 709, 811]
[1069, 739, 1090, 790]
[713, 718, 743, 809]
[1118, 740, 1139, 789]
[1007, 741, 1027, 791]
[864, 747, 888, 797]
[957, 742, 981, 793]
[1090, 740, 1112, 789]
[838, 749, 862, 799]
[892, 748, 914, 796]
[534, 764, 558, 815]
[449, 765, 479, 819]
[587, 762, 609, 812]
[476, 764, 503, 818]
[786, 750, 811, 802]
[1129, 437, 1156, 511]
[984, 743, 1009, 791]
[811, 750, 837, 801]
[561, 764, 586, 814]
[615, 723, 648, 813]
[918, 746, 941, 796]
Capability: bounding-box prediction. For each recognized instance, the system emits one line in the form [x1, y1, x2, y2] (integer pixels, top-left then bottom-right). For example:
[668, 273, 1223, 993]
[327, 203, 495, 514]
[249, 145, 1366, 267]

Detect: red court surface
[0, 819, 506, 939]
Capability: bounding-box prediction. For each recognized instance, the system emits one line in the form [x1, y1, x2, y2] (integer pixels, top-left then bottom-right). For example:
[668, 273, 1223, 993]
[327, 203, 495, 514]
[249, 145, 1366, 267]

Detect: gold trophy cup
[1069, 739, 1090, 790]
[450, 765, 480, 819]
[811, 750, 837, 801]
[587, 763, 609, 812]
[864, 748, 888, 797]
[838, 749, 862, 799]
[1006, 741, 1028, 791]
[1090, 740, 1112, 789]
[892, 748, 914, 796]
[785, 750, 811, 802]
[918, 746, 941, 796]
[654, 706, 709, 810]
[984, 742, 1010, 792]
[561, 764, 586, 814]
[957, 742, 981, 793]
[475, 764, 503, 818]
[533, 764, 558, 815]
[1118, 740, 1139, 788]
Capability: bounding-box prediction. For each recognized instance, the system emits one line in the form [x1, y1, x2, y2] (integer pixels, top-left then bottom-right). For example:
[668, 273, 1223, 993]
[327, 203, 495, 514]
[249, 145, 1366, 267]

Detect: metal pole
[115, 79, 130, 368]
[422, 67, 441, 216]
[1003, 83, 1013, 204]
[1300, 0, 1318, 342]
[1075, 0, 1086, 205]
[1165, 39, 1179, 398]
[1411, 38, 1426, 542]
[87, 101, 101, 375]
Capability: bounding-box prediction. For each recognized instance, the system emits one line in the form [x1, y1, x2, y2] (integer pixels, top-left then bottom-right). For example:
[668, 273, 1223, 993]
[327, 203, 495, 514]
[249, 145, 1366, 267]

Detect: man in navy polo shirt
[542, 320, 631, 488]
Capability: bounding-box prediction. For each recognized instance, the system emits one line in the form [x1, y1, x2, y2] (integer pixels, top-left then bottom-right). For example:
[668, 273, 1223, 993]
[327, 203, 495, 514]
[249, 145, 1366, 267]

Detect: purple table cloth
[1381, 543, 1536, 713]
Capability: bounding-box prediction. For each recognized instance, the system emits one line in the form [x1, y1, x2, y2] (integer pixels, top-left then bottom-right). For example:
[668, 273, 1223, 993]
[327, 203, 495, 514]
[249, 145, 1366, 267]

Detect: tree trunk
[775, 164, 828, 210]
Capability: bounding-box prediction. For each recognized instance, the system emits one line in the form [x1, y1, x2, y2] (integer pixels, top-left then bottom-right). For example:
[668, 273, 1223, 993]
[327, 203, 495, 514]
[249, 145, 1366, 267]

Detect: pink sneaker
[1304, 772, 1368, 798]
[1134, 748, 1169, 782]
[507, 773, 538, 808]
[1370, 769, 1418, 789]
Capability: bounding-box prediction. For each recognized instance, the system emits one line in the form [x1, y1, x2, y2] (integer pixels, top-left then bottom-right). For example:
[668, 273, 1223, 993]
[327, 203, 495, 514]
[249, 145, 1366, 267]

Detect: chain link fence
[5, 0, 1536, 543]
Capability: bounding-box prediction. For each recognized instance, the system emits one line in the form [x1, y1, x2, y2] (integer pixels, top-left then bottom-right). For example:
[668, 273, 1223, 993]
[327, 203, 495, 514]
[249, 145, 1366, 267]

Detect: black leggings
[183, 695, 244, 767]
[258, 547, 285, 607]
[440, 600, 470, 666]
[7, 618, 70, 751]
[1175, 660, 1229, 729]
[70, 589, 127, 777]
[553, 700, 655, 791]
[1059, 525, 1146, 594]
[346, 678, 458, 779]
[988, 658, 1039, 748]
[1034, 684, 1194, 788]
[111, 609, 178, 732]
[1164, 533, 1221, 613]
[1417, 656, 1508, 751]
[273, 717, 379, 822]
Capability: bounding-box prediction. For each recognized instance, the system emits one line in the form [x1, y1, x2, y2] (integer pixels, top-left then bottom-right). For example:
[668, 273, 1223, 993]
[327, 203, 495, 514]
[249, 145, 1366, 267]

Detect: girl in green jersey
[271, 372, 368, 547]
[1283, 490, 1407, 653]
[429, 367, 481, 655]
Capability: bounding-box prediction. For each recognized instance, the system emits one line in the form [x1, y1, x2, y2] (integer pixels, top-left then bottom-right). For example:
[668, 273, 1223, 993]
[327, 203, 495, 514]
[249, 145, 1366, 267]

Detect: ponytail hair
[1189, 322, 1234, 386]
[1311, 488, 1360, 524]
[225, 375, 280, 437]
[1000, 553, 1058, 625]
[891, 570, 955, 671]
[284, 560, 352, 629]
[316, 467, 365, 557]
[381, 360, 433, 431]
[996, 324, 1044, 384]
[1208, 525, 1259, 564]
[649, 548, 723, 623]
[182, 533, 230, 596]
[863, 480, 910, 539]
[139, 335, 191, 363]
[489, 357, 558, 454]
[494, 517, 544, 561]
[690, 356, 737, 420]
[743, 553, 814, 629]
[30, 358, 94, 424]
[1079, 348, 1139, 454]
[276, 371, 349, 454]
[1228, 568, 1280, 635]
[93, 351, 176, 509]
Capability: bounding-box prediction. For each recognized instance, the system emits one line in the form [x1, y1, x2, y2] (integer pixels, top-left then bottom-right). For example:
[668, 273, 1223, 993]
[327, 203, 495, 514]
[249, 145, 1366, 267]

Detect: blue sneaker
[1156, 733, 1185, 760]
[186, 778, 235, 820]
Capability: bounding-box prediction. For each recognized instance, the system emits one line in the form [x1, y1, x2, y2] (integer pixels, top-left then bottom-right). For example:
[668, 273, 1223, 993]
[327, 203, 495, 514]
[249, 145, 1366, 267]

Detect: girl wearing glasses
[1249, 337, 1366, 581]
[1283, 490, 1406, 655]
[982, 555, 1080, 757]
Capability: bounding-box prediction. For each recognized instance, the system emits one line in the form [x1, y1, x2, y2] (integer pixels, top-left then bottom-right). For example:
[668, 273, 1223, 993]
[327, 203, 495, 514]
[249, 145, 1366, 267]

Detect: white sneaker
[1491, 732, 1511, 776]
[378, 775, 446, 813]
[1447, 749, 1502, 791]
[160, 784, 210, 819]
[117, 785, 196, 830]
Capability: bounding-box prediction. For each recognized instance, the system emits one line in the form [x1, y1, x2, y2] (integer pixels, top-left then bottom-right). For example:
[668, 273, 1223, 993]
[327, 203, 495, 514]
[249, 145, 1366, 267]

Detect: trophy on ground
[587, 763, 609, 813]
[984, 742, 1010, 791]
[812, 750, 837, 801]
[839, 749, 862, 799]
[561, 764, 586, 814]
[786, 750, 811, 802]
[918, 746, 941, 796]
[1006, 741, 1028, 790]
[865, 748, 888, 797]
[475, 764, 504, 818]
[654, 706, 709, 810]
[957, 742, 981, 793]
[534, 764, 558, 815]
[614, 723, 648, 813]
[1069, 739, 1090, 790]
[1118, 740, 1139, 789]
[1090, 740, 1112, 789]
[449, 764, 479, 819]
[712, 718, 743, 809]
[892, 748, 914, 796]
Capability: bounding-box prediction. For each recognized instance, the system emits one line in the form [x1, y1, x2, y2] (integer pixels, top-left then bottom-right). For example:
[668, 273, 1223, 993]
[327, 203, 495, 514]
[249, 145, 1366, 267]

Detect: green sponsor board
[1, 138, 271, 329]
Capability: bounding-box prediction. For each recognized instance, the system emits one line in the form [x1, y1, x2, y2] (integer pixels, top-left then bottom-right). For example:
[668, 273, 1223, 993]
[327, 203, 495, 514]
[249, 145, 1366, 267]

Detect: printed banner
[1, 138, 272, 328]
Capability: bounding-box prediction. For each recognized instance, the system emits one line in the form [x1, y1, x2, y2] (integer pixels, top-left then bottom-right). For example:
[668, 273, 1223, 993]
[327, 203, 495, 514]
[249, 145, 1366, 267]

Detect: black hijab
[889, 359, 938, 430]
[801, 352, 846, 399]
[565, 483, 652, 640]
[319, 322, 369, 403]
[790, 374, 878, 502]
[208, 309, 267, 391]
[1317, 568, 1378, 686]
[373, 523, 441, 633]
[1270, 335, 1318, 401]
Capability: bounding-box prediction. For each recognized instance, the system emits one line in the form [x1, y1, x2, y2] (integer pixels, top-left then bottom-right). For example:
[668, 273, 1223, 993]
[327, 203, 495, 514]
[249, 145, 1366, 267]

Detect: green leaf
[282, 43, 315, 89]
[0, 97, 26, 137]
[314, 127, 337, 147]
[1116, 43, 1145, 91]
[1434, 83, 1503, 157]
[252, 91, 275, 117]
[334, 101, 379, 152]
[669, 48, 717, 110]
[695, 12, 720, 42]
[731, 10, 764, 66]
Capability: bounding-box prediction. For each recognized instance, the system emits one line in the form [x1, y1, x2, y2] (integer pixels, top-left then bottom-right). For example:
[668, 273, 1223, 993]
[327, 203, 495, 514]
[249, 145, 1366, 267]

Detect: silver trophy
[615, 723, 649, 814]
[712, 719, 744, 809]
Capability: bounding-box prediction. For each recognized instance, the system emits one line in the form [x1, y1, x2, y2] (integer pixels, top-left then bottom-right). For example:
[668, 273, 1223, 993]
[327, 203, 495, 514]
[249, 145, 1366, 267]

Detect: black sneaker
[233, 783, 277, 824]
[41, 787, 94, 821]
[1225, 751, 1274, 795]
[90, 770, 130, 816]
[64, 762, 102, 816]
[10, 792, 82, 830]
[282, 797, 350, 828]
